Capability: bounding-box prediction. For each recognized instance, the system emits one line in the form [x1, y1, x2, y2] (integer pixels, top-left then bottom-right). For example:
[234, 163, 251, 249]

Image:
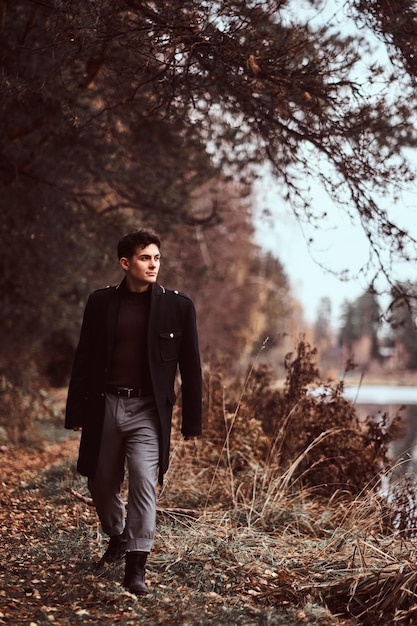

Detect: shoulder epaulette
[172, 289, 192, 301]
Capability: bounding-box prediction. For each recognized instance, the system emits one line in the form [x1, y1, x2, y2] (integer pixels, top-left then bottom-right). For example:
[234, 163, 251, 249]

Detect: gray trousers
[88, 393, 160, 552]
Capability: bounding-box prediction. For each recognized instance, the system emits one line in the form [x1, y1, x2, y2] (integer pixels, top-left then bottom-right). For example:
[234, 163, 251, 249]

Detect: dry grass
[153, 424, 417, 625]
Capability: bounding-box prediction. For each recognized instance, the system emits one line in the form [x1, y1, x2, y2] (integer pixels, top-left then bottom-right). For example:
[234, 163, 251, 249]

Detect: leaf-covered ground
[0, 400, 354, 626]
[0, 435, 344, 626]
[5, 382, 415, 626]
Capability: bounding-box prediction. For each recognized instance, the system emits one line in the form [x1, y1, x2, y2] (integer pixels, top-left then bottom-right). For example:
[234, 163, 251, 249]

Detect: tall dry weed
[169, 339, 406, 526]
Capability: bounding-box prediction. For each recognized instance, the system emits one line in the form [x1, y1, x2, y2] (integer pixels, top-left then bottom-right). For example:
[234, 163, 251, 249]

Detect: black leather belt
[105, 385, 153, 398]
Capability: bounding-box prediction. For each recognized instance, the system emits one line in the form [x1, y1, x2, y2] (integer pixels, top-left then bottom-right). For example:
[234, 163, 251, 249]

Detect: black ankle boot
[96, 530, 127, 568]
[123, 551, 149, 595]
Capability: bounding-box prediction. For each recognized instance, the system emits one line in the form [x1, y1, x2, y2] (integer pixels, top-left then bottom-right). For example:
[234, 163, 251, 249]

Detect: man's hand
[72, 426, 83, 432]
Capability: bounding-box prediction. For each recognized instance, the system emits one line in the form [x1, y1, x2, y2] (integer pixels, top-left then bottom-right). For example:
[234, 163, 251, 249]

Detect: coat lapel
[148, 282, 162, 340]
[106, 282, 122, 373]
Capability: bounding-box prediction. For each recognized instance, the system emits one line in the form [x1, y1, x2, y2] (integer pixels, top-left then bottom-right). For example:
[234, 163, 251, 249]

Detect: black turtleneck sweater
[107, 288, 153, 391]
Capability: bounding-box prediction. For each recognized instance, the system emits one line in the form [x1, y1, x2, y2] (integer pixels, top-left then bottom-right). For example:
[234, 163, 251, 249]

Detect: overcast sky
[254, 175, 417, 327]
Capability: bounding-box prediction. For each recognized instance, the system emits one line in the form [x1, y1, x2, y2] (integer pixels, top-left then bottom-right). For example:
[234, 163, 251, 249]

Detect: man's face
[120, 243, 161, 292]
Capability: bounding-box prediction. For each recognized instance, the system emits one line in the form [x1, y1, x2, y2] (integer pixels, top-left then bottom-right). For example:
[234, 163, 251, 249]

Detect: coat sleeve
[178, 300, 203, 437]
[65, 294, 95, 429]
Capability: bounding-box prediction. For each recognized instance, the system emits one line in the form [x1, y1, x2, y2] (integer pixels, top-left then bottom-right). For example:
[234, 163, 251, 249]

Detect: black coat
[65, 279, 202, 484]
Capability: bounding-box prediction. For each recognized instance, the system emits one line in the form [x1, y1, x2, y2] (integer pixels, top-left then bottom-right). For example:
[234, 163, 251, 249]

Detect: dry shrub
[166, 337, 412, 540]
[238, 341, 398, 497]
[203, 339, 402, 501]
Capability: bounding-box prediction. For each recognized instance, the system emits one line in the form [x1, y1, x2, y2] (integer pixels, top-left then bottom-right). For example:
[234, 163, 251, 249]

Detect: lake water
[342, 385, 417, 475]
[343, 385, 417, 405]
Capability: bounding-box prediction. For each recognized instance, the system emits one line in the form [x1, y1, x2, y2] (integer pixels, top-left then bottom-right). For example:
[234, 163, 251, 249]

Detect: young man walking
[65, 228, 202, 594]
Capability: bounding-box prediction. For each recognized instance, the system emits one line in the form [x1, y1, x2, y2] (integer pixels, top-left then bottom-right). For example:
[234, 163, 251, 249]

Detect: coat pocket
[159, 329, 182, 362]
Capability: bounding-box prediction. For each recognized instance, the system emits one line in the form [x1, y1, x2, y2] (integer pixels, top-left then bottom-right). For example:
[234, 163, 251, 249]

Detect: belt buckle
[116, 387, 131, 398]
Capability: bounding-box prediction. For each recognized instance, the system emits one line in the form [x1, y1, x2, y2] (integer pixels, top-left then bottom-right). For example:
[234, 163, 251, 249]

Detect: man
[65, 228, 202, 595]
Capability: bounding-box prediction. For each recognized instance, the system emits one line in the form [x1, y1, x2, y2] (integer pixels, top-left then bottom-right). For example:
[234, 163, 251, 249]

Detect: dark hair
[117, 229, 161, 259]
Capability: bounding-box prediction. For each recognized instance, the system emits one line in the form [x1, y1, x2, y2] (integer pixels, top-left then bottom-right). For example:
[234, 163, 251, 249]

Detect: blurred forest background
[2, 0, 417, 437]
